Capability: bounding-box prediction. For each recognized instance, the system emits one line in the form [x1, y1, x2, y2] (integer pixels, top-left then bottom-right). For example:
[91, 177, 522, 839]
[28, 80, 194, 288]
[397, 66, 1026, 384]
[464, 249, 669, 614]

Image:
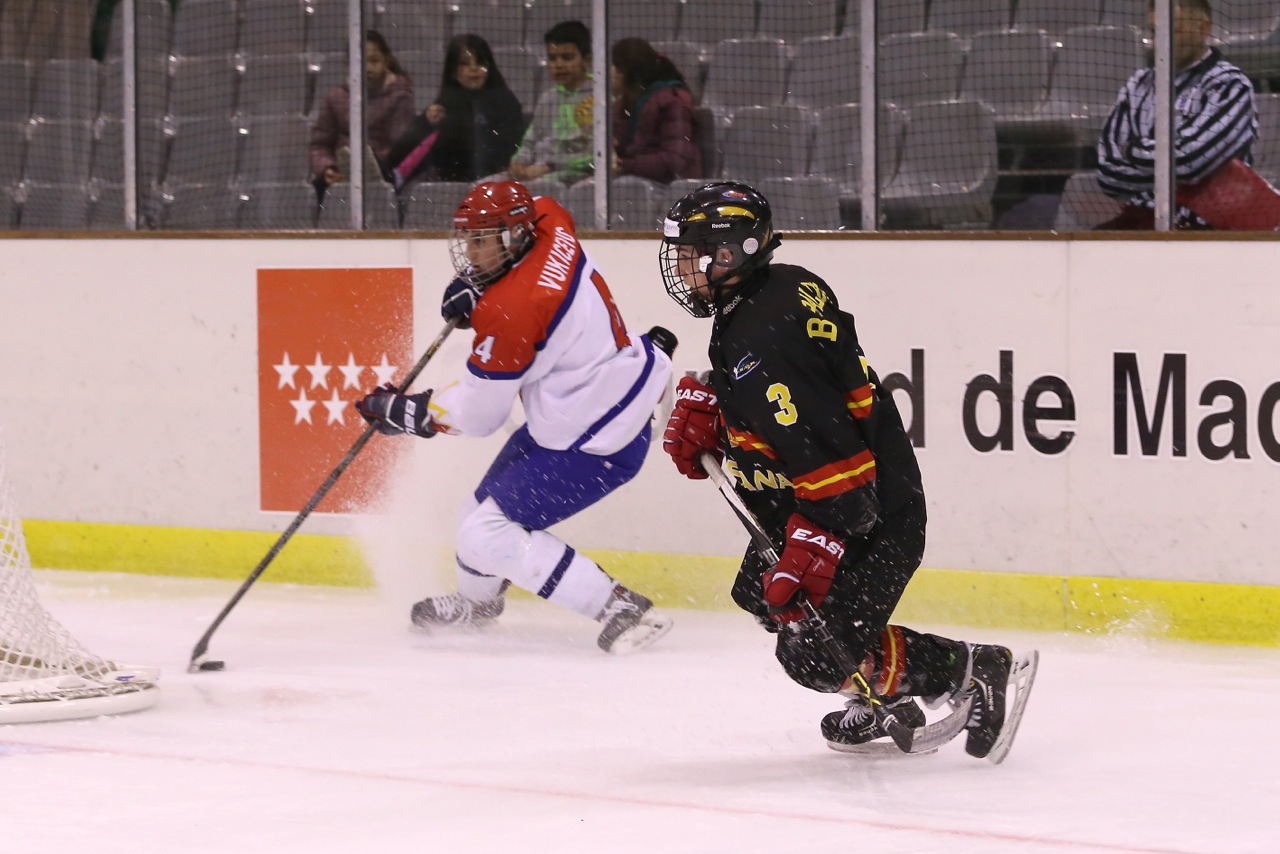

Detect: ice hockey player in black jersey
[657, 181, 1037, 760]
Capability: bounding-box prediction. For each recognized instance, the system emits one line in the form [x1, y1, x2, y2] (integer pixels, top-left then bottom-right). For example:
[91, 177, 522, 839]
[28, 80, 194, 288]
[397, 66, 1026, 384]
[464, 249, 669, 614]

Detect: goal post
[0, 428, 160, 724]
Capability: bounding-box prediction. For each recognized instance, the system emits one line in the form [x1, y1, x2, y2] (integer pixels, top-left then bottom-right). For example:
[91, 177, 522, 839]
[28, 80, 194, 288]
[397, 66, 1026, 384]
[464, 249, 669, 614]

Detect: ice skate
[410, 592, 505, 630]
[821, 694, 928, 754]
[595, 586, 672, 654]
[961, 644, 1039, 763]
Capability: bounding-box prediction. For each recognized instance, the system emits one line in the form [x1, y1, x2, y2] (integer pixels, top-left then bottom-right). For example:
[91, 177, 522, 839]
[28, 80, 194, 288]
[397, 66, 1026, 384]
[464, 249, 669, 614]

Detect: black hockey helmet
[659, 181, 781, 317]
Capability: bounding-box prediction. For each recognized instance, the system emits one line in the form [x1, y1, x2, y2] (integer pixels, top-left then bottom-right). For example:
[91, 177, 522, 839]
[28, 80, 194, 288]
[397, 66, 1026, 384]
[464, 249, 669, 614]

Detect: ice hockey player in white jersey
[356, 180, 675, 654]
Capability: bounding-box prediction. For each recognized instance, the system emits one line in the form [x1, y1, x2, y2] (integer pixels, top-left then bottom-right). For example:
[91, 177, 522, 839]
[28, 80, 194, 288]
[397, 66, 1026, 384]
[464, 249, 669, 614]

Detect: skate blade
[604, 610, 673, 655]
[985, 650, 1040, 765]
[826, 739, 937, 757]
[408, 617, 499, 635]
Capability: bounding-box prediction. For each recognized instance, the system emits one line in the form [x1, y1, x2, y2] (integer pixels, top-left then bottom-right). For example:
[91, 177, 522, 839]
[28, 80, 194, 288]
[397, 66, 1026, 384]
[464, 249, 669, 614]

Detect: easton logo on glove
[788, 524, 846, 560]
[675, 385, 717, 407]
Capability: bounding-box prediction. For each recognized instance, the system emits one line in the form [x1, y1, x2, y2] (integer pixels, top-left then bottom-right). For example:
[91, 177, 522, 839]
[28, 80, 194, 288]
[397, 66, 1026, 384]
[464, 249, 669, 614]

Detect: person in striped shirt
[1096, 0, 1262, 229]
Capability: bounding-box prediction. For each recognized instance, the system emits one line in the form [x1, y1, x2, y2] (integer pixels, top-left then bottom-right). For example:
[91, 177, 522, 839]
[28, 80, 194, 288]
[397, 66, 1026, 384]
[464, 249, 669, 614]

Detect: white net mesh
[0, 427, 159, 720]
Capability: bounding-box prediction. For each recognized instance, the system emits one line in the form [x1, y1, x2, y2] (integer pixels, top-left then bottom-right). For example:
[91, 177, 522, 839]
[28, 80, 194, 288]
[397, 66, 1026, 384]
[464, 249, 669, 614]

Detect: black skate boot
[595, 586, 673, 654]
[410, 592, 505, 629]
[820, 695, 926, 753]
[962, 644, 1013, 759]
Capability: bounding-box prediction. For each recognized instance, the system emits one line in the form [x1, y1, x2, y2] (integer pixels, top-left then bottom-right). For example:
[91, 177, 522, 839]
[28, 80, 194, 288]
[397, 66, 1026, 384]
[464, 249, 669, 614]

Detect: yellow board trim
[21, 520, 1280, 648]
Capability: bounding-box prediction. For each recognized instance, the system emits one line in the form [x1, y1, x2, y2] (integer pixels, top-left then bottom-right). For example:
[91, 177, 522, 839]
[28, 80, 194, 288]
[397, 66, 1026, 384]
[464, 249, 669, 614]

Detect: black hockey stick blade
[187, 318, 461, 673]
[699, 452, 971, 755]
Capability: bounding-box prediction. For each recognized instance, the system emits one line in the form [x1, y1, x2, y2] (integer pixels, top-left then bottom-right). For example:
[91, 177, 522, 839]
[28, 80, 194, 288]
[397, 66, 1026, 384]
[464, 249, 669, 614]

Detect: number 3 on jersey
[766, 382, 798, 425]
[473, 335, 495, 364]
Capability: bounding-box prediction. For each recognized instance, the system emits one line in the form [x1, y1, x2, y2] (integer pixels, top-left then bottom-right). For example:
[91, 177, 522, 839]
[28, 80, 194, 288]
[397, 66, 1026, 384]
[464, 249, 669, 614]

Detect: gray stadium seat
[19, 183, 91, 229]
[839, 0, 926, 37]
[0, 60, 33, 121]
[104, 0, 173, 58]
[238, 54, 313, 116]
[810, 103, 904, 193]
[32, 59, 99, 121]
[163, 117, 243, 185]
[400, 181, 473, 230]
[1253, 93, 1280, 184]
[24, 120, 94, 183]
[87, 181, 125, 229]
[172, 0, 240, 57]
[100, 57, 170, 121]
[241, 0, 309, 54]
[168, 55, 239, 119]
[89, 118, 167, 187]
[962, 29, 1056, 136]
[0, 185, 14, 229]
[239, 115, 312, 184]
[393, 51, 435, 95]
[1013, 0, 1102, 34]
[786, 35, 859, 108]
[1219, 1, 1280, 77]
[316, 182, 402, 229]
[492, 46, 542, 114]
[693, 105, 719, 178]
[1053, 172, 1123, 231]
[610, 2, 680, 44]
[927, 0, 1012, 35]
[1038, 25, 1146, 141]
[720, 105, 813, 180]
[452, 0, 525, 49]
[0, 122, 26, 187]
[376, 0, 446, 55]
[757, 0, 840, 42]
[160, 184, 242, 228]
[1100, 0, 1147, 29]
[701, 38, 789, 112]
[525, 0, 591, 48]
[677, 0, 758, 46]
[880, 31, 965, 106]
[882, 100, 999, 229]
[757, 176, 842, 229]
[238, 182, 320, 228]
[563, 176, 663, 230]
[306, 0, 348, 55]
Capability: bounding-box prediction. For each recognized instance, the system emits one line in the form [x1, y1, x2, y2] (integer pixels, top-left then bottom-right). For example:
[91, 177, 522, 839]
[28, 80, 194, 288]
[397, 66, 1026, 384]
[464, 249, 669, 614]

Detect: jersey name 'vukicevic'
[707, 263, 923, 540]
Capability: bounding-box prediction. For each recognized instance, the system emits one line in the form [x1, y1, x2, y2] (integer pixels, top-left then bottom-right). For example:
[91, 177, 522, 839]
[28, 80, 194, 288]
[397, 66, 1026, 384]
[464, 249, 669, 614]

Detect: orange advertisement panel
[257, 268, 413, 513]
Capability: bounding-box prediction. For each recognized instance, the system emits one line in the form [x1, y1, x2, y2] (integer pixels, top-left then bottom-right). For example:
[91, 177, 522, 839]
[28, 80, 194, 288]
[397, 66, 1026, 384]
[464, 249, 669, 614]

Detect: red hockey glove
[763, 514, 846, 624]
[662, 375, 723, 480]
[355, 384, 437, 437]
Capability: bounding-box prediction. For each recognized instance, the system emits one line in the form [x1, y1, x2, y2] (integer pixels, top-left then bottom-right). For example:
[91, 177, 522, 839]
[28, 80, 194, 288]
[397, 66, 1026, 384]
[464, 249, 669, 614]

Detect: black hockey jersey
[707, 263, 923, 541]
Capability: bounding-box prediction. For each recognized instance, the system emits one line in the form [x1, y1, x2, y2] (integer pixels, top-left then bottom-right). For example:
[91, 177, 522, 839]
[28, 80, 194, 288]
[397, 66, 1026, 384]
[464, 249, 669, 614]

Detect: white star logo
[371, 353, 398, 387]
[322, 387, 348, 426]
[274, 352, 300, 389]
[290, 389, 317, 425]
[337, 353, 365, 389]
[306, 353, 331, 390]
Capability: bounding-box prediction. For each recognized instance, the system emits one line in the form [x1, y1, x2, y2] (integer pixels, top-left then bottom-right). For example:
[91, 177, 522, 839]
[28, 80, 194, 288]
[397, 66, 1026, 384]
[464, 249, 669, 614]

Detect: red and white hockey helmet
[448, 181, 538, 288]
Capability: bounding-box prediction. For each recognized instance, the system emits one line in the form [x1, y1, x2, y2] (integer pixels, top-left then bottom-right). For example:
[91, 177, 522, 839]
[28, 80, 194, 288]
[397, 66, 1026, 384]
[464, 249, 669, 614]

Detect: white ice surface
[1, 570, 1277, 854]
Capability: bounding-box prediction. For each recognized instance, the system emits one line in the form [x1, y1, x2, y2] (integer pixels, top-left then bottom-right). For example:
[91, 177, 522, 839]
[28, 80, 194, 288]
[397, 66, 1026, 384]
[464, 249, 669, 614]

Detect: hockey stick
[698, 452, 973, 755]
[188, 318, 462, 673]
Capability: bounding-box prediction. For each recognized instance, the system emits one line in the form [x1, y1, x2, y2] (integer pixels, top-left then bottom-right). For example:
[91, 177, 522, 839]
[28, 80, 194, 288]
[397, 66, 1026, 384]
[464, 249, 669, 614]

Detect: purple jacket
[613, 83, 703, 183]
[309, 75, 415, 180]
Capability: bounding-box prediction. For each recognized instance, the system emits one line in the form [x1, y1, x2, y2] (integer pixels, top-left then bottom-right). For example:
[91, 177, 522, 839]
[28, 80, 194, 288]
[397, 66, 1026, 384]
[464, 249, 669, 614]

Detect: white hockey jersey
[429, 196, 672, 455]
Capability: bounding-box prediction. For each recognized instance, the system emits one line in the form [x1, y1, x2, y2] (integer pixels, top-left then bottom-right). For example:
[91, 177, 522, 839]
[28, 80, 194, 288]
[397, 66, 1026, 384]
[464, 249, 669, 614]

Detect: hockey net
[0, 429, 160, 724]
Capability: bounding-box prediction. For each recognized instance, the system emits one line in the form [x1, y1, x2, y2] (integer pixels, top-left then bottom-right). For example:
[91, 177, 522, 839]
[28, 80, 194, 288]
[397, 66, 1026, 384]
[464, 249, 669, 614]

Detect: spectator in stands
[310, 30, 415, 192]
[508, 20, 594, 186]
[610, 38, 703, 184]
[1095, 0, 1264, 229]
[384, 34, 525, 189]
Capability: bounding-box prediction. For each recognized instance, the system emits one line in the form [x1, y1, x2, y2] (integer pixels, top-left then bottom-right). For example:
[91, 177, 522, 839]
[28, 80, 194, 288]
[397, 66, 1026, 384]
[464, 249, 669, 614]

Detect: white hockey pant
[453, 495, 617, 620]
